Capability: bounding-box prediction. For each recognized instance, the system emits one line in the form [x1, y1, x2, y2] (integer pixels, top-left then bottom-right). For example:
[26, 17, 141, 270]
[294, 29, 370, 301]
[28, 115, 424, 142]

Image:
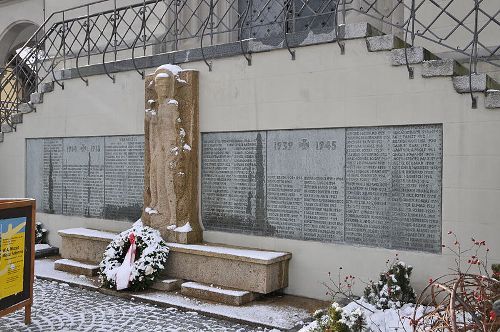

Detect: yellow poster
[0, 217, 26, 300]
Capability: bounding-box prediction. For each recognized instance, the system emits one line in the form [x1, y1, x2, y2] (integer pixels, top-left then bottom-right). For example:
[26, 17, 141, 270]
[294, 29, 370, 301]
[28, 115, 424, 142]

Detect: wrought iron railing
[1, 0, 499, 129]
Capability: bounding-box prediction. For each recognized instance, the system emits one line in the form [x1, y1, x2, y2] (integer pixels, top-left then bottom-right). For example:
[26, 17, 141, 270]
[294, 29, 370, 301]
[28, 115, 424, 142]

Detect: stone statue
[142, 65, 202, 244]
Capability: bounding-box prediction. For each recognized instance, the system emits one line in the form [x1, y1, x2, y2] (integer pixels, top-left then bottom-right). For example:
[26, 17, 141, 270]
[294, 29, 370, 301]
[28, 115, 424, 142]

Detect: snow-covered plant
[35, 221, 48, 244]
[312, 302, 366, 332]
[363, 257, 416, 310]
[99, 220, 169, 291]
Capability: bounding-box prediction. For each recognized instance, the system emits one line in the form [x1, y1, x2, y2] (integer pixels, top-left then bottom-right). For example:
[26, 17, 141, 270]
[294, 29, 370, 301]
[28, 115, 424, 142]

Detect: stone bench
[57, 227, 292, 295]
[58, 228, 117, 264]
[164, 242, 291, 294]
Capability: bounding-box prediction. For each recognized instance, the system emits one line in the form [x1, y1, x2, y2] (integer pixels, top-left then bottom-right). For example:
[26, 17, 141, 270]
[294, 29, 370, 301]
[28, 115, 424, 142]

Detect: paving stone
[0, 279, 260, 331]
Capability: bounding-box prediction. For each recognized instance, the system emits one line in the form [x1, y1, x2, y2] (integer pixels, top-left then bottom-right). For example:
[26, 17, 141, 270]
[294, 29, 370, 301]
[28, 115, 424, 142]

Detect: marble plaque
[26, 135, 144, 221]
[201, 125, 443, 253]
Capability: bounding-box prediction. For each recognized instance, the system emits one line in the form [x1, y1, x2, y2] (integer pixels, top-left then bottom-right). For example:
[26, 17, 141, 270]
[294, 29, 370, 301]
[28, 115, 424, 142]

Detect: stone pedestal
[142, 65, 202, 244]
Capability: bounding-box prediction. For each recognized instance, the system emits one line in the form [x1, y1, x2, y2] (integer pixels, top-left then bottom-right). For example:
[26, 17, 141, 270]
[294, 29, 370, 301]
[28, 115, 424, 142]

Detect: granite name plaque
[26, 135, 144, 221]
[201, 125, 443, 253]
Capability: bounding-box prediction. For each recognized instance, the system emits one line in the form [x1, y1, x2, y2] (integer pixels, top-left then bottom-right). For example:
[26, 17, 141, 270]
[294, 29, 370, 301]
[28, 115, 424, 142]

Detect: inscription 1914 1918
[26, 135, 144, 222]
[201, 125, 443, 253]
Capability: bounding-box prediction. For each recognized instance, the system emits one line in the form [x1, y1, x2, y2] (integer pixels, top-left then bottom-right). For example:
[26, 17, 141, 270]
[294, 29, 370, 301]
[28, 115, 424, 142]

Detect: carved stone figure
[142, 65, 202, 244]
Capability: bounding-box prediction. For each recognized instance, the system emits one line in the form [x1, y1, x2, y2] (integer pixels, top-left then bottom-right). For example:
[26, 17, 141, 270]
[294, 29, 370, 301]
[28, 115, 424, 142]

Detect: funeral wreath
[99, 220, 169, 291]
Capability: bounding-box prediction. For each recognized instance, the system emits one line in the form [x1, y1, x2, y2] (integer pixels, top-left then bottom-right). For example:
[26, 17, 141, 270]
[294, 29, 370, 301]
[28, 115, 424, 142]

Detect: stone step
[11, 112, 23, 124]
[151, 278, 184, 292]
[40, 81, 54, 93]
[452, 74, 500, 93]
[366, 34, 406, 52]
[485, 90, 500, 109]
[164, 242, 291, 294]
[35, 243, 60, 259]
[391, 47, 439, 66]
[18, 102, 35, 114]
[1, 123, 13, 133]
[58, 228, 117, 264]
[422, 59, 468, 78]
[54, 258, 99, 277]
[339, 22, 383, 40]
[181, 282, 257, 306]
[30, 92, 43, 104]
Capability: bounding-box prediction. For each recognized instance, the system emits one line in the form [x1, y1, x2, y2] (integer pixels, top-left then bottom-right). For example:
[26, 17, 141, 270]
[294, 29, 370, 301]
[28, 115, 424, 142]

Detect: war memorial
[0, 0, 499, 330]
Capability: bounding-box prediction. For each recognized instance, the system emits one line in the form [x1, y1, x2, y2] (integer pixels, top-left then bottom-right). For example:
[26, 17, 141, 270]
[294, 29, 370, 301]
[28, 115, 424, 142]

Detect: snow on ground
[35, 258, 310, 330]
[298, 299, 433, 332]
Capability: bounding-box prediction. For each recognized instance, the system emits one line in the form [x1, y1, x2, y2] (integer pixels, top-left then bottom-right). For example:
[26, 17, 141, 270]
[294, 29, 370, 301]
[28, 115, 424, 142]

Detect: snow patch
[168, 99, 178, 105]
[157, 64, 183, 76]
[174, 222, 192, 233]
[182, 282, 249, 297]
[183, 144, 191, 151]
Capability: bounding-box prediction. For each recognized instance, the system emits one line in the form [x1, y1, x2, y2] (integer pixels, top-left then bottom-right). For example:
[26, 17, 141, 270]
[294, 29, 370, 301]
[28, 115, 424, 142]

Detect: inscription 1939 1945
[201, 125, 442, 253]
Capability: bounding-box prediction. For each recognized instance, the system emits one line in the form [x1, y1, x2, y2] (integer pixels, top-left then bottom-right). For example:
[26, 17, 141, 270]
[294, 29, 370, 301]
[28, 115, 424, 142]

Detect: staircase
[1, 0, 500, 145]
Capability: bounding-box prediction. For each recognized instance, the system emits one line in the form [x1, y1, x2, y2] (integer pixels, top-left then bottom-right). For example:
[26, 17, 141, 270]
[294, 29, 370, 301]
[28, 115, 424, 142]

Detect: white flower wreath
[99, 220, 169, 291]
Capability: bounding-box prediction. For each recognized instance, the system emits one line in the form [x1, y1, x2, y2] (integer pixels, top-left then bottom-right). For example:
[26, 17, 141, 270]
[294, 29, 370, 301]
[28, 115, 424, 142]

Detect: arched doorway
[0, 21, 40, 124]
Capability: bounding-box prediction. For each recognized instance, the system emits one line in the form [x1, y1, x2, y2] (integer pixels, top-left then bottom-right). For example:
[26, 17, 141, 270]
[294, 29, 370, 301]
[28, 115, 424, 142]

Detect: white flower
[145, 266, 154, 275]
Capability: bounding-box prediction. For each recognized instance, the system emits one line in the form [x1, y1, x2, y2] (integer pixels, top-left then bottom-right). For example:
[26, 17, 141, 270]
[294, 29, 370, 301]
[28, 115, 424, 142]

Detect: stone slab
[422, 59, 468, 77]
[40, 81, 54, 93]
[164, 242, 290, 294]
[54, 258, 99, 276]
[391, 47, 439, 66]
[30, 92, 43, 104]
[366, 34, 406, 52]
[151, 278, 184, 292]
[58, 228, 116, 263]
[340, 22, 383, 40]
[453, 74, 500, 93]
[35, 244, 59, 259]
[202, 125, 443, 253]
[18, 102, 34, 114]
[485, 90, 500, 109]
[10, 112, 22, 124]
[0, 132, 3, 143]
[181, 282, 257, 306]
[1, 123, 13, 133]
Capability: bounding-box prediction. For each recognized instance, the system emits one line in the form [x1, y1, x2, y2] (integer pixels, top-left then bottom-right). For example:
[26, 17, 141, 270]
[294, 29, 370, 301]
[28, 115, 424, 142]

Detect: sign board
[0, 199, 35, 325]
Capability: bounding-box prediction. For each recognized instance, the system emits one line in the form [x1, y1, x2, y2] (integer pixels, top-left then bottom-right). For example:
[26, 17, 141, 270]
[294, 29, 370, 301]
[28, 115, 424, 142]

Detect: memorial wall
[26, 135, 144, 221]
[201, 125, 443, 253]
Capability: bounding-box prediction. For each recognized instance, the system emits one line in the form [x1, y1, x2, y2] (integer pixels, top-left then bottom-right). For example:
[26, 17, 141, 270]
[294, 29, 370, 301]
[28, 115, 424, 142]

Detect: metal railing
[1, 0, 499, 129]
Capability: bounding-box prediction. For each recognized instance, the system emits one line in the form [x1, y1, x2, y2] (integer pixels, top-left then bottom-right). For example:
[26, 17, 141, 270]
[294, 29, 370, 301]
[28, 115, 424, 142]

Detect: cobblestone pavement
[0, 279, 273, 332]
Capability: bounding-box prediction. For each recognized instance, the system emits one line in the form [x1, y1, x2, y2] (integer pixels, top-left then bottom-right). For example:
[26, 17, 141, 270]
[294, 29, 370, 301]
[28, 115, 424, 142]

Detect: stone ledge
[452, 74, 500, 93]
[166, 242, 291, 265]
[19, 102, 35, 114]
[1, 123, 13, 133]
[339, 22, 383, 40]
[485, 90, 500, 108]
[59, 228, 117, 263]
[11, 112, 23, 124]
[30, 92, 44, 104]
[0, 132, 3, 143]
[151, 278, 184, 292]
[366, 34, 406, 52]
[422, 59, 468, 77]
[54, 258, 99, 277]
[164, 243, 290, 294]
[40, 81, 54, 93]
[181, 282, 257, 306]
[391, 47, 439, 66]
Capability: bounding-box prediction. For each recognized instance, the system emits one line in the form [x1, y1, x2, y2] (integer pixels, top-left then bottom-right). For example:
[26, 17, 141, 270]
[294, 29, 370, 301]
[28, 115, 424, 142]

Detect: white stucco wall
[0, 39, 499, 300]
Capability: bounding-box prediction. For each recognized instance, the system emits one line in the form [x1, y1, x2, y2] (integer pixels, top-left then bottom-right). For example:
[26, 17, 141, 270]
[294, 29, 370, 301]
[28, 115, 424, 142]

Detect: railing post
[469, 0, 479, 109]
[87, 5, 91, 66]
[174, 0, 178, 51]
[114, 0, 117, 63]
[143, 0, 147, 56]
[62, 11, 66, 69]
